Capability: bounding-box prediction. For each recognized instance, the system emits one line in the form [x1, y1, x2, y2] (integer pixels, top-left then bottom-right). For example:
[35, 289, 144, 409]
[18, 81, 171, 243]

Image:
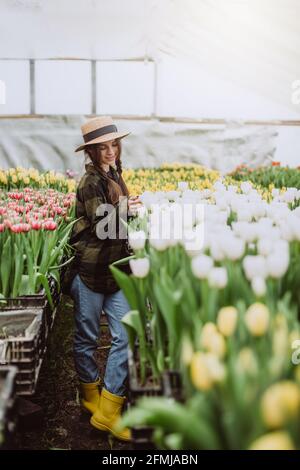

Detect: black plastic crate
[131, 423, 156, 450]
[0, 309, 44, 396]
[0, 295, 47, 311]
[161, 370, 184, 402]
[127, 346, 162, 406]
[0, 365, 18, 449]
[127, 345, 163, 450]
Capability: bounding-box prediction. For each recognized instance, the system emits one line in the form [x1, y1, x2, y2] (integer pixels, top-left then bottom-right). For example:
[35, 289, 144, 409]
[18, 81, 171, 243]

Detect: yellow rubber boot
[79, 379, 101, 415]
[90, 388, 131, 441]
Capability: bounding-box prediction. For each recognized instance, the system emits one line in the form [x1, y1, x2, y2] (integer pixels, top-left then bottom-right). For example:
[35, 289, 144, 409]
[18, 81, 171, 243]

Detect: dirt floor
[14, 296, 132, 450]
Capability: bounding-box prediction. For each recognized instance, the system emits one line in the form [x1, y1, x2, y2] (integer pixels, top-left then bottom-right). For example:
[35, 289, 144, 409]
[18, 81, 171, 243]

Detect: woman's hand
[128, 195, 142, 216]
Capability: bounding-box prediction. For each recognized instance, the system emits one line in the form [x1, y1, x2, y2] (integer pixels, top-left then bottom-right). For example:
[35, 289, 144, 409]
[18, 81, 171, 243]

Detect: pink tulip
[20, 223, 31, 232]
[31, 220, 42, 230]
[4, 219, 12, 229]
[10, 224, 22, 233]
[0, 223, 5, 232]
[43, 220, 57, 231]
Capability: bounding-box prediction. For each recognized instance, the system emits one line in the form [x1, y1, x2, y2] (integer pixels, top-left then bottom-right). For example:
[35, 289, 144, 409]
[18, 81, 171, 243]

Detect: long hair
[84, 140, 129, 205]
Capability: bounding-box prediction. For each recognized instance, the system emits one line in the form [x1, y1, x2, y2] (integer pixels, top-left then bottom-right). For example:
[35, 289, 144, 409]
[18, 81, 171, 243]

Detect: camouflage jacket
[67, 163, 132, 294]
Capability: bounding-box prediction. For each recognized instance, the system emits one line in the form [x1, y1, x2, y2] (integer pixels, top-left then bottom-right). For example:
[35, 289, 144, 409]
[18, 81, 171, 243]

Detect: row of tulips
[0, 167, 77, 193]
[229, 164, 300, 190]
[0, 187, 76, 305]
[110, 178, 300, 449]
[123, 163, 221, 195]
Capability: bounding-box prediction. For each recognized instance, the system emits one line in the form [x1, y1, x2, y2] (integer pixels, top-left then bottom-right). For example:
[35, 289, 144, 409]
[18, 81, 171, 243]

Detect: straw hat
[75, 116, 130, 152]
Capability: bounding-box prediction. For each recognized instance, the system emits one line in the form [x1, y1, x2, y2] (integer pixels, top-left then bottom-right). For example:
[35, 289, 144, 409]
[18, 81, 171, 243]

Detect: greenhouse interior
[0, 0, 300, 455]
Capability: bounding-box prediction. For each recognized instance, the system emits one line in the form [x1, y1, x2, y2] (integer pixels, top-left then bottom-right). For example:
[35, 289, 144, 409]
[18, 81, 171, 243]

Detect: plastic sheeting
[0, 0, 299, 117]
[0, 116, 278, 174]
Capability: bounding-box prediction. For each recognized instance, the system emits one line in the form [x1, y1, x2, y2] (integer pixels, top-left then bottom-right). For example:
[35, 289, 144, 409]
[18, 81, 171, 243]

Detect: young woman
[66, 116, 141, 442]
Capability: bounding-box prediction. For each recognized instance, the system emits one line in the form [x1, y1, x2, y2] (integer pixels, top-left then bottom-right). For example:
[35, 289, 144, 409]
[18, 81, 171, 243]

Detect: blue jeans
[70, 274, 130, 396]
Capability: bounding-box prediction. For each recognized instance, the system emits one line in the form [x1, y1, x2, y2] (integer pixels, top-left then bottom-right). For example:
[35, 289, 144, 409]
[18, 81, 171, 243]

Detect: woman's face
[98, 139, 119, 167]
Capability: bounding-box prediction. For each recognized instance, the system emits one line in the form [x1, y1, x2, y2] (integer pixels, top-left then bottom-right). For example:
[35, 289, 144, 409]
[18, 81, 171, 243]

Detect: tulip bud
[217, 306, 238, 337]
[129, 258, 150, 278]
[249, 431, 295, 450]
[245, 303, 270, 336]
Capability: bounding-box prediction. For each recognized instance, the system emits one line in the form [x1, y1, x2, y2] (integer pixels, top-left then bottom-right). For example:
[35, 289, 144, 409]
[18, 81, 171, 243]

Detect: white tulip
[266, 253, 290, 279]
[216, 211, 229, 225]
[208, 267, 228, 289]
[272, 188, 280, 198]
[251, 277, 267, 297]
[257, 238, 273, 256]
[232, 222, 258, 243]
[210, 238, 225, 261]
[293, 206, 300, 218]
[129, 258, 150, 278]
[128, 230, 146, 251]
[224, 237, 245, 260]
[282, 188, 298, 203]
[215, 195, 228, 211]
[140, 191, 158, 208]
[213, 180, 226, 191]
[273, 240, 289, 256]
[166, 190, 180, 201]
[227, 185, 238, 194]
[149, 237, 169, 251]
[279, 222, 293, 242]
[288, 216, 300, 241]
[240, 181, 252, 194]
[243, 255, 267, 281]
[237, 207, 252, 222]
[191, 254, 214, 279]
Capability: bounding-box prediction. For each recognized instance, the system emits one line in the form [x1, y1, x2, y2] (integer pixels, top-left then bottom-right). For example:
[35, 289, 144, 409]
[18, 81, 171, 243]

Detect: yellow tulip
[245, 303, 270, 336]
[181, 336, 194, 366]
[237, 347, 258, 375]
[206, 332, 226, 359]
[261, 381, 300, 429]
[217, 306, 238, 337]
[190, 352, 213, 391]
[249, 431, 295, 450]
[200, 322, 218, 349]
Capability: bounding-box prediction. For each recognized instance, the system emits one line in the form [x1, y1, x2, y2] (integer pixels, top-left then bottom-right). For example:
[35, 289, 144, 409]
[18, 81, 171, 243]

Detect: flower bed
[111, 178, 300, 450]
[229, 164, 300, 190]
[0, 167, 76, 193]
[0, 188, 75, 305]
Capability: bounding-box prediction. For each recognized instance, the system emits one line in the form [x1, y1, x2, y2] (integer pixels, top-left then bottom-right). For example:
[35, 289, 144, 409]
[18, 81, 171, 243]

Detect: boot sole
[90, 416, 131, 442]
